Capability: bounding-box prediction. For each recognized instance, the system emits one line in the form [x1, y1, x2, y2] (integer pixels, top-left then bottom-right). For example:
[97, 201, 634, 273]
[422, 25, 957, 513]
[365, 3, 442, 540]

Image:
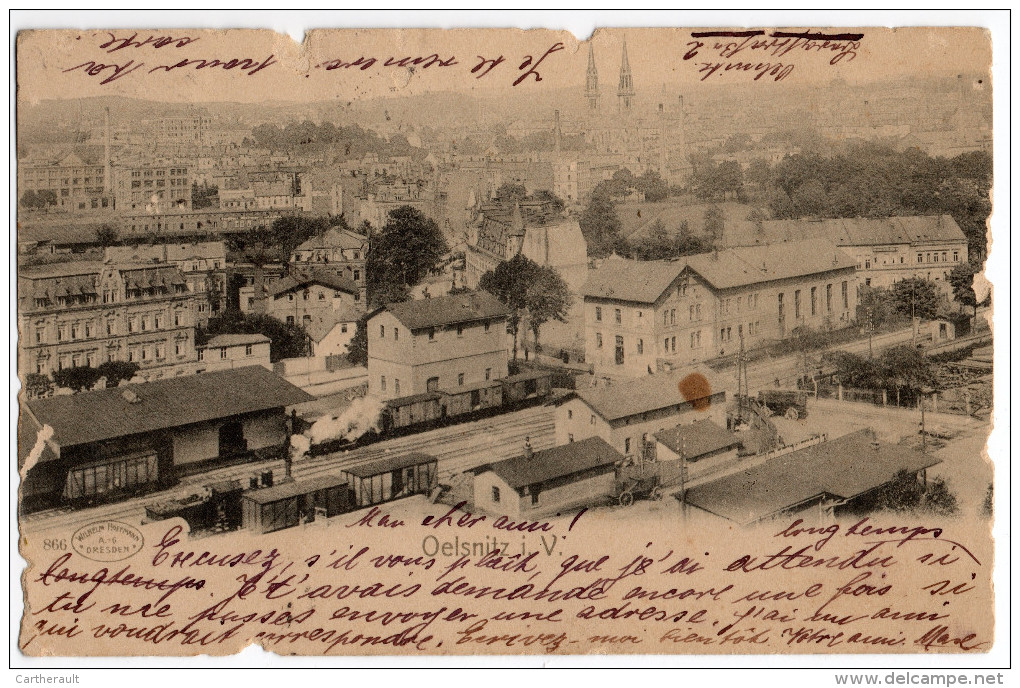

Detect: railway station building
[19, 365, 312, 512]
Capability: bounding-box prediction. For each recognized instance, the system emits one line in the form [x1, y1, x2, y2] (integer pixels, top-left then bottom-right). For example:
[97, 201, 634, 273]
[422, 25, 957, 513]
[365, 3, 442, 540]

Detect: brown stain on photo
[679, 373, 711, 411]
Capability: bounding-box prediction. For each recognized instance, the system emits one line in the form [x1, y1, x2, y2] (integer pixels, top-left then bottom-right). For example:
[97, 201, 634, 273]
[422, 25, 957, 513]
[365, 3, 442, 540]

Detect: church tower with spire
[617, 38, 635, 111]
[585, 42, 600, 111]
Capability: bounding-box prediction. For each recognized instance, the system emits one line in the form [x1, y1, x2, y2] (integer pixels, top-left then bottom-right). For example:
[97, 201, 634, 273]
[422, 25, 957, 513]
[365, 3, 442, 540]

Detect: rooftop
[722, 215, 967, 249]
[684, 429, 942, 525]
[474, 436, 623, 490]
[268, 268, 360, 297]
[683, 240, 856, 291]
[24, 366, 313, 451]
[293, 227, 368, 253]
[343, 452, 437, 479]
[570, 368, 725, 422]
[203, 334, 271, 348]
[582, 257, 685, 304]
[653, 419, 742, 459]
[378, 290, 509, 331]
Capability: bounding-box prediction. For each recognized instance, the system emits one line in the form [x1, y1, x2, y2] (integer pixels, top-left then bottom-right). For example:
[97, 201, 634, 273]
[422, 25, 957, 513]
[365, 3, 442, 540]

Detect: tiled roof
[380, 290, 508, 331]
[653, 419, 742, 459]
[683, 240, 856, 291]
[344, 452, 437, 479]
[267, 268, 359, 297]
[294, 228, 368, 252]
[203, 334, 271, 348]
[572, 368, 725, 422]
[582, 257, 686, 303]
[684, 429, 942, 525]
[25, 366, 313, 449]
[722, 215, 967, 249]
[476, 437, 622, 489]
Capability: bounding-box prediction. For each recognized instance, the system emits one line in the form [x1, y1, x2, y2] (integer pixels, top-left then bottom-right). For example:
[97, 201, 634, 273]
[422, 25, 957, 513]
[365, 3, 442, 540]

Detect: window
[458, 373, 465, 386]
[394, 379, 400, 395]
[917, 253, 923, 263]
[624, 438, 631, 455]
[155, 344, 165, 360]
[841, 281, 849, 309]
[341, 324, 348, 333]
[614, 308, 621, 324]
[567, 409, 573, 420]
[794, 290, 801, 319]
[286, 316, 295, 326]
[671, 336, 676, 353]
[670, 309, 676, 325]
[596, 306, 602, 322]
[288, 294, 295, 301]
[688, 305, 694, 321]
[353, 270, 360, 281]
[381, 376, 386, 391]
[245, 344, 253, 356]
[637, 339, 644, 355]
[953, 251, 959, 262]
[197, 349, 204, 361]
[665, 311, 670, 325]
[664, 337, 669, 352]
[484, 321, 490, 333]
[127, 318, 136, 333]
[394, 327, 399, 341]
[826, 284, 833, 313]
[491, 487, 501, 504]
[318, 292, 326, 300]
[568, 433, 574, 443]
[590, 414, 596, 425]
[942, 252, 948, 262]
[141, 316, 149, 332]
[696, 304, 701, 319]
[615, 335, 624, 365]
[70, 324, 78, 339]
[380, 325, 385, 338]
[531, 490, 539, 506]
[810, 286, 817, 316]
[303, 290, 310, 300]
[865, 278, 872, 287]
[777, 293, 784, 319]
[428, 328, 435, 341]
[596, 332, 603, 348]
[457, 324, 464, 337]
[485, 368, 491, 381]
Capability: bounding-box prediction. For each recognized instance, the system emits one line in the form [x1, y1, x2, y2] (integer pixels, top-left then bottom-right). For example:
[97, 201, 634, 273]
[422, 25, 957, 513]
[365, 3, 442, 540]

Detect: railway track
[20, 405, 556, 537]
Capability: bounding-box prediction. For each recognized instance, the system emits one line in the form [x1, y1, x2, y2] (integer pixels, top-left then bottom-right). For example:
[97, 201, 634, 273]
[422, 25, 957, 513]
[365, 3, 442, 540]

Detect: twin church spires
[585, 38, 635, 112]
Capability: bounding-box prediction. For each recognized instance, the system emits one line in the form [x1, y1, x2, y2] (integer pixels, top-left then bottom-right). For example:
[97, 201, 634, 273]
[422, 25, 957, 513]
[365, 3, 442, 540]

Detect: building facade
[196, 334, 272, 373]
[18, 261, 197, 381]
[366, 291, 510, 399]
[263, 269, 363, 331]
[289, 227, 369, 295]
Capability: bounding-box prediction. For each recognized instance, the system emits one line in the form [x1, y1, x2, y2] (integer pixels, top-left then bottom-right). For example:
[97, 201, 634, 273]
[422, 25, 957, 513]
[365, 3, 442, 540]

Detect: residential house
[553, 369, 726, 460]
[19, 365, 313, 511]
[263, 269, 363, 333]
[289, 227, 368, 298]
[366, 291, 510, 399]
[471, 437, 623, 516]
[196, 334, 272, 373]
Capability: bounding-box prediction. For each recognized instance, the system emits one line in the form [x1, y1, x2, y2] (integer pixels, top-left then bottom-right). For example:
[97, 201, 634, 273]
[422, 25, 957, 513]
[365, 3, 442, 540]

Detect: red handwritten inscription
[679, 373, 712, 411]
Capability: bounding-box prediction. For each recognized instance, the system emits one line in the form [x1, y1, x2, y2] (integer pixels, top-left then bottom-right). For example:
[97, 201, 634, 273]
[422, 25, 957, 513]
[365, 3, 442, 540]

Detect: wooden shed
[340, 452, 438, 509]
[241, 475, 353, 534]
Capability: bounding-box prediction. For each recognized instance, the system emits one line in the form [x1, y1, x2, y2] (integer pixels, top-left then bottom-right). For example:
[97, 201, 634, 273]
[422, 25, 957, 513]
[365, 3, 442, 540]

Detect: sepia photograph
[9, 10, 1009, 677]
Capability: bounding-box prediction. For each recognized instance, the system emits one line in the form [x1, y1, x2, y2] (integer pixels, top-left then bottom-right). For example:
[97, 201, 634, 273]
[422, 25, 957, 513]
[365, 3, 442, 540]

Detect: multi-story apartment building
[105, 241, 227, 325]
[263, 269, 363, 331]
[583, 240, 859, 377]
[19, 150, 114, 212]
[289, 227, 369, 297]
[722, 215, 969, 297]
[113, 162, 191, 212]
[18, 261, 197, 381]
[366, 291, 510, 399]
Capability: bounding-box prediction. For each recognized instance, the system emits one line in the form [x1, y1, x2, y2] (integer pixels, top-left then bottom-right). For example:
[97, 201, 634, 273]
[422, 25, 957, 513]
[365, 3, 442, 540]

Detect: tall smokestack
[553, 110, 562, 154]
[104, 107, 112, 203]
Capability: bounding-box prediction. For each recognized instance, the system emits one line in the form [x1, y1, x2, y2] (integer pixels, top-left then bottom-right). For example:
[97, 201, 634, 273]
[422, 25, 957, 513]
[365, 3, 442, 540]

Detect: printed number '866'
[42, 539, 67, 551]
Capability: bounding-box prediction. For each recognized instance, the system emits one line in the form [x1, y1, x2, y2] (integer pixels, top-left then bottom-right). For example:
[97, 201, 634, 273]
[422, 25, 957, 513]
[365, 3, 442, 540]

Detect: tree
[890, 277, 942, 321]
[703, 205, 724, 244]
[578, 193, 622, 258]
[525, 266, 572, 351]
[479, 254, 542, 361]
[532, 189, 566, 212]
[850, 469, 958, 517]
[370, 206, 448, 290]
[52, 366, 103, 392]
[24, 373, 53, 398]
[345, 314, 370, 366]
[949, 262, 978, 317]
[200, 310, 310, 362]
[494, 183, 527, 204]
[95, 223, 119, 247]
[96, 361, 140, 387]
[825, 350, 882, 389]
[879, 345, 935, 390]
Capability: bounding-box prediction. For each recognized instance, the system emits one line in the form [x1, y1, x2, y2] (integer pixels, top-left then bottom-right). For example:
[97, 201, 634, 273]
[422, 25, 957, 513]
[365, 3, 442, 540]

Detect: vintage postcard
[13, 18, 1003, 665]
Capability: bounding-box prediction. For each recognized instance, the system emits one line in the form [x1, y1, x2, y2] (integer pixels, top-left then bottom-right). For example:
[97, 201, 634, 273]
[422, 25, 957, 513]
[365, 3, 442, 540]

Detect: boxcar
[441, 379, 504, 416]
[501, 370, 553, 404]
[241, 475, 353, 535]
[340, 452, 438, 510]
[381, 391, 444, 431]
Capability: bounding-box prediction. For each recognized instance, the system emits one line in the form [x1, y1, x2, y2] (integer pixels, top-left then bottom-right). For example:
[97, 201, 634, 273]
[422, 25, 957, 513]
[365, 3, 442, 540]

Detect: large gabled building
[582, 240, 859, 377]
[366, 291, 510, 399]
